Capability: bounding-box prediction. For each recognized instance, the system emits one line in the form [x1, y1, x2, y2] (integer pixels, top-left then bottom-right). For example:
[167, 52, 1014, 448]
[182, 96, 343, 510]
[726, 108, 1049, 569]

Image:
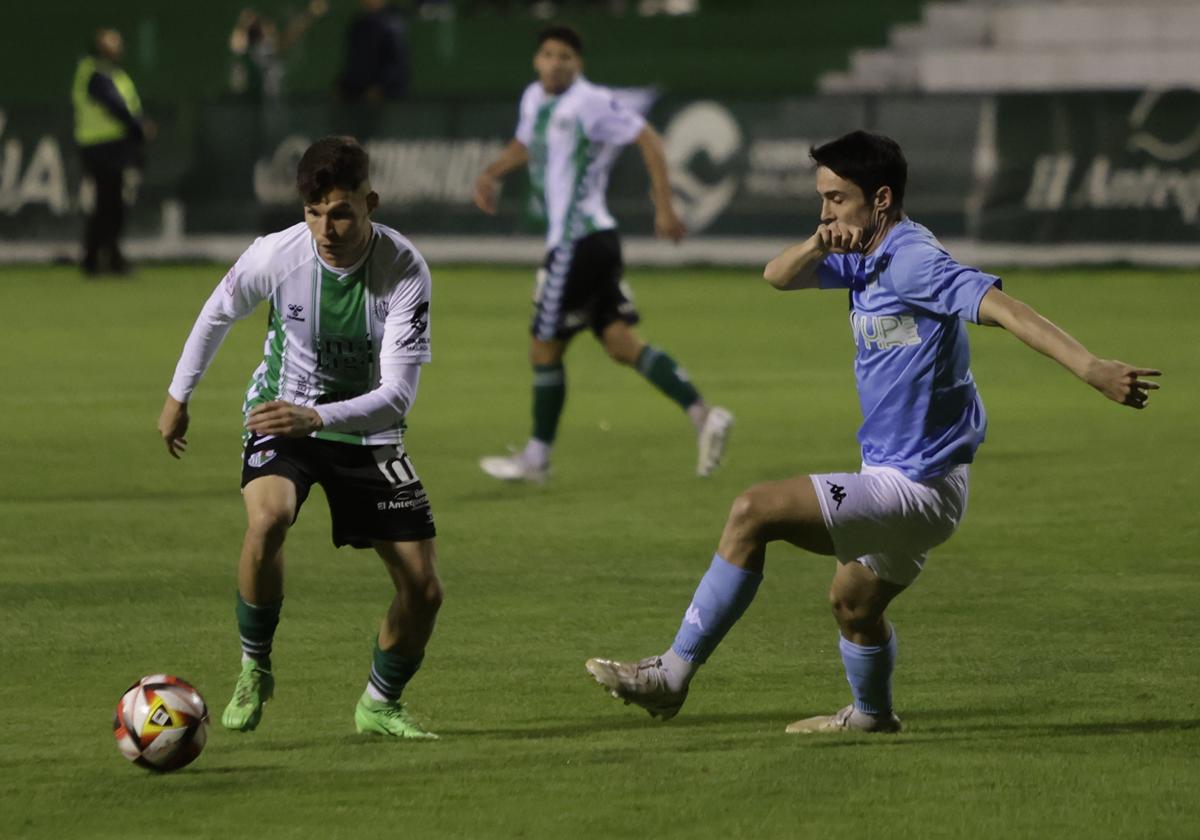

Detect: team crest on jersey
[869, 254, 891, 280]
[247, 449, 277, 468]
[852, 254, 893, 291]
[286, 304, 305, 322]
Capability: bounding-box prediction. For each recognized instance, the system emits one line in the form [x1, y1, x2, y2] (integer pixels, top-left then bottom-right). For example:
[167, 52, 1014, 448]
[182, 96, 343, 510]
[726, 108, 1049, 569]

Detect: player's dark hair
[296, 136, 370, 204]
[810, 131, 907, 210]
[537, 24, 583, 55]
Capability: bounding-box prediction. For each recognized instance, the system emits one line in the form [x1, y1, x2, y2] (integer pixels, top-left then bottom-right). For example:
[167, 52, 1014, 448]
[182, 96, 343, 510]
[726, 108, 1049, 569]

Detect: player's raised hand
[247, 401, 324, 436]
[157, 395, 190, 459]
[654, 206, 686, 243]
[816, 222, 864, 254]
[1084, 360, 1162, 409]
[473, 173, 499, 215]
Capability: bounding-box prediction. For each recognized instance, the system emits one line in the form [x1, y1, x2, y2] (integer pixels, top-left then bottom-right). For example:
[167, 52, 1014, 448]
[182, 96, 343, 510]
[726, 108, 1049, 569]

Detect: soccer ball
[113, 675, 209, 772]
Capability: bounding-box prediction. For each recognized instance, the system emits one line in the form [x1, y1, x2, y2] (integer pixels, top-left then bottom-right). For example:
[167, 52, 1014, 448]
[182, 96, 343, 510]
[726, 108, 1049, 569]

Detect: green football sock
[636, 346, 701, 410]
[368, 642, 425, 703]
[531, 362, 566, 444]
[236, 593, 281, 669]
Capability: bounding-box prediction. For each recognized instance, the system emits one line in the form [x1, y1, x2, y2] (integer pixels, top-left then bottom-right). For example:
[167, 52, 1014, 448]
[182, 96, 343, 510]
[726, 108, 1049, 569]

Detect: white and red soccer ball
[113, 675, 209, 772]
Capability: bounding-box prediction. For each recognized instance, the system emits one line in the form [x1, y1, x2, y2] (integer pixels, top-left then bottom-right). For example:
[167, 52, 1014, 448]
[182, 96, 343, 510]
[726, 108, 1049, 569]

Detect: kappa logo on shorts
[826, 481, 847, 510]
[248, 449, 277, 468]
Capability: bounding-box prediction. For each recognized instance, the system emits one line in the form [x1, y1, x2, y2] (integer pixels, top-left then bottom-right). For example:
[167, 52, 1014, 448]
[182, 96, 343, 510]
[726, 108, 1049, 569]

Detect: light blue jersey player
[585, 131, 1161, 733]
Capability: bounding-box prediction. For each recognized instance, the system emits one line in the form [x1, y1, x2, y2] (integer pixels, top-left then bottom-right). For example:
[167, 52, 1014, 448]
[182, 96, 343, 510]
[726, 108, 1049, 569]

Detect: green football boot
[354, 691, 438, 740]
[221, 659, 275, 732]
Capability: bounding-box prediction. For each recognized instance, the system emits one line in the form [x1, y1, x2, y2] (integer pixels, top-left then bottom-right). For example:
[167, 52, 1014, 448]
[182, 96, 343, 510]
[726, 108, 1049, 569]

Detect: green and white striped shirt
[168, 222, 432, 446]
[516, 76, 646, 247]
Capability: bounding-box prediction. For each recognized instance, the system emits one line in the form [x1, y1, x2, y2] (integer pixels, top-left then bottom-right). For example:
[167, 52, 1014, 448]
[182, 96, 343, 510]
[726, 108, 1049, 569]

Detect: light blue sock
[670, 554, 763, 665]
[839, 626, 898, 716]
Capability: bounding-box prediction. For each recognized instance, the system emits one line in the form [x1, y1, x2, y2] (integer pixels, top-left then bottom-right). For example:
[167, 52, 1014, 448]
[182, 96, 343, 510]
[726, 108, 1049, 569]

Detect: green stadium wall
[3, 1, 928, 104]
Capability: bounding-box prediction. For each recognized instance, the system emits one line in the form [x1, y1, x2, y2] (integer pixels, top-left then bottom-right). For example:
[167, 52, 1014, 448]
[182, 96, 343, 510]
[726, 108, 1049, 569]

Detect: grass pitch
[0, 262, 1197, 839]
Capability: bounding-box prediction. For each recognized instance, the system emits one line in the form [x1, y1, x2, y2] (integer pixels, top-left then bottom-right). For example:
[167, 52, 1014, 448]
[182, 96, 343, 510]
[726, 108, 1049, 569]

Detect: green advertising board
[979, 90, 1200, 242]
[2, 90, 1196, 250]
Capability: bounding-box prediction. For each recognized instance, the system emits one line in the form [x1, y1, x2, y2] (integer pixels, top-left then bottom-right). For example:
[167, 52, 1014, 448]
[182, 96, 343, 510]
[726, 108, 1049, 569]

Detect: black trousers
[79, 141, 134, 272]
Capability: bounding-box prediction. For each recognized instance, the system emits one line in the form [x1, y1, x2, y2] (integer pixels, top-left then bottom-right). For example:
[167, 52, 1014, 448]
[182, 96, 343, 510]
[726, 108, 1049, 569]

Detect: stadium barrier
[2, 90, 1198, 266]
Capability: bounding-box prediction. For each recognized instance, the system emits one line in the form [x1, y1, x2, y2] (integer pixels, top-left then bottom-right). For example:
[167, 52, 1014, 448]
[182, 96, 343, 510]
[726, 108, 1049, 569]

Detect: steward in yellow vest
[72, 28, 147, 275]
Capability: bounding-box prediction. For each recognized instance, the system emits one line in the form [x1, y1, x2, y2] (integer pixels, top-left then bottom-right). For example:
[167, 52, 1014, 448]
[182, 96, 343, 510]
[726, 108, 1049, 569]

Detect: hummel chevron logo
[826, 481, 847, 510]
[684, 604, 705, 631]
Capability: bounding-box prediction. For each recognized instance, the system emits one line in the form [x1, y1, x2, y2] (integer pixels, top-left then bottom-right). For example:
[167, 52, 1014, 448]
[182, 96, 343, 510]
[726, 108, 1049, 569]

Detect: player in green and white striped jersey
[157, 137, 442, 739]
[473, 25, 734, 483]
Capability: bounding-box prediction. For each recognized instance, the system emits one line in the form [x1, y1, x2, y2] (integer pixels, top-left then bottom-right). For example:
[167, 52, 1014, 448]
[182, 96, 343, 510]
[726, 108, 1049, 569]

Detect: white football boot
[696, 406, 734, 477]
[585, 656, 688, 721]
[785, 703, 902, 734]
[479, 452, 549, 483]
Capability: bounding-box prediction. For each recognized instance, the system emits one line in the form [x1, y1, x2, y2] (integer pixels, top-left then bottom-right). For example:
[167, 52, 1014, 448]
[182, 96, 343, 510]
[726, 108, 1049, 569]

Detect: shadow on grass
[448, 710, 798, 739]
[802, 715, 1200, 748]
[170, 764, 279, 776]
[181, 714, 1200, 756]
[455, 711, 1200, 746]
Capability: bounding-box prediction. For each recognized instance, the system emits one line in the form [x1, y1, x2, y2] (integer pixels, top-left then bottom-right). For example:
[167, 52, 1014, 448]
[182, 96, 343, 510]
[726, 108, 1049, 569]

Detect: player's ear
[874, 186, 893, 213]
[366, 191, 380, 214]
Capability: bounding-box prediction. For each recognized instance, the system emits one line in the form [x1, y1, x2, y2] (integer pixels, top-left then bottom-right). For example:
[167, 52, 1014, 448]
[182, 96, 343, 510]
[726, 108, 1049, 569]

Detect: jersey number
[375, 449, 419, 487]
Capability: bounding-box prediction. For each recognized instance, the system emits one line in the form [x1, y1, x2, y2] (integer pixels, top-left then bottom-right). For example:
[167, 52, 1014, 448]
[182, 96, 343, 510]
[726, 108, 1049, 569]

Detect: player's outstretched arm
[977, 286, 1161, 409]
[157, 395, 190, 459]
[763, 223, 863, 290]
[473, 139, 529, 215]
[634, 126, 685, 242]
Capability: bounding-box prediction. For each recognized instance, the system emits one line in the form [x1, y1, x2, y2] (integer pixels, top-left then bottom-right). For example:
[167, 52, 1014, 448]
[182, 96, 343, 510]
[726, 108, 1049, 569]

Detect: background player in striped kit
[473, 25, 733, 482]
[157, 136, 443, 739]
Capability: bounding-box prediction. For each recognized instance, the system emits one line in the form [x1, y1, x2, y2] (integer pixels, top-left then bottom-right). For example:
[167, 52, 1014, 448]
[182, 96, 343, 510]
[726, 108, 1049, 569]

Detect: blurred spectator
[338, 0, 411, 103]
[229, 0, 329, 104]
[71, 28, 150, 276]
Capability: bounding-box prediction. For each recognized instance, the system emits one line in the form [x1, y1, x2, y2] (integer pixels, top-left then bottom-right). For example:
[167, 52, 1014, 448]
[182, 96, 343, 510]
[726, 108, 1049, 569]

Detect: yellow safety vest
[72, 56, 143, 147]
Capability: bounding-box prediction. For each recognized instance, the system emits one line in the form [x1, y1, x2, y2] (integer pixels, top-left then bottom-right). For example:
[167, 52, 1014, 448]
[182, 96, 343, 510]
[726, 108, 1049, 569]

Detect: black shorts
[240, 434, 436, 549]
[530, 229, 641, 341]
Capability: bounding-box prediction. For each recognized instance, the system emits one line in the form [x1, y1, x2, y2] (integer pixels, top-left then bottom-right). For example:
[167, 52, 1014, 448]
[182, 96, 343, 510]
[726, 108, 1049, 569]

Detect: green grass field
[1, 263, 1197, 839]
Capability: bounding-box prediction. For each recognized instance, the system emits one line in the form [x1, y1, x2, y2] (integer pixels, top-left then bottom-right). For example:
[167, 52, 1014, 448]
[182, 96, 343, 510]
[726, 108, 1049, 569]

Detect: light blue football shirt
[817, 218, 1001, 481]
